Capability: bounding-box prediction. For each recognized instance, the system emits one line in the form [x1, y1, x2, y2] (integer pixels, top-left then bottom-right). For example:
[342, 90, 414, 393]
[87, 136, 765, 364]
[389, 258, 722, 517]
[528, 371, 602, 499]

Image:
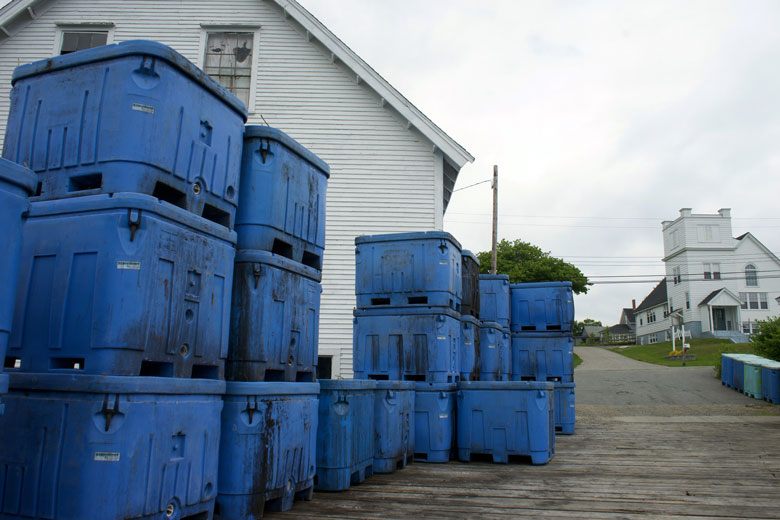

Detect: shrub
[752, 316, 780, 361]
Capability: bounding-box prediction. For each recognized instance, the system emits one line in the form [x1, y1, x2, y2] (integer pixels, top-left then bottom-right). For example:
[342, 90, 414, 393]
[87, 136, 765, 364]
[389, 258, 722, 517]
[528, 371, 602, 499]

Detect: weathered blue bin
[354, 231, 462, 310]
[457, 381, 555, 465]
[460, 315, 480, 381]
[217, 381, 319, 519]
[510, 332, 574, 382]
[721, 353, 736, 388]
[316, 379, 376, 491]
[353, 307, 461, 383]
[554, 382, 576, 435]
[414, 382, 456, 462]
[0, 158, 36, 413]
[743, 357, 763, 399]
[479, 321, 504, 381]
[461, 250, 480, 318]
[4, 40, 247, 228]
[373, 381, 415, 473]
[0, 373, 224, 520]
[235, 126, 329, 269]
[733, 354, 747, 393]
[227, 250, 321, 383]
[478, 274, 510, 328]
[500, 327, 511, 381]
[510, 281, 574, 333]
[8, 193, 235, 379]
[760, 359, 780, 404]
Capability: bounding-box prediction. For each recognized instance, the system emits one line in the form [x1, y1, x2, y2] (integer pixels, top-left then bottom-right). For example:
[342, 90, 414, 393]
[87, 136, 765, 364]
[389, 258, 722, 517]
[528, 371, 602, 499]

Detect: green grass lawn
[573, 352, 583, 368]
[609, 338, 756, 367]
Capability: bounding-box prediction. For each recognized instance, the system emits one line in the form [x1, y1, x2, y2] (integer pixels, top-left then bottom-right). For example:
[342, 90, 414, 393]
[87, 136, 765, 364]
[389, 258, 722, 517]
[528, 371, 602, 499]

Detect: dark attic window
[60, 31, 108, 55]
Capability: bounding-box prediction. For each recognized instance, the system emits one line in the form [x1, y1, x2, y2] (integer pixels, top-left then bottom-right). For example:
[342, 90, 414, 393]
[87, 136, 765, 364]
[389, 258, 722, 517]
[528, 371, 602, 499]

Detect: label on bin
[437, 335, 447, 340]
[488, 344, 496, 349]
[117, 261, 141, 270]
[132, 103, 155, 114]
[94, 452, 120, 462]
[439, 261, 448, 265]
[439, 414, 448, 419]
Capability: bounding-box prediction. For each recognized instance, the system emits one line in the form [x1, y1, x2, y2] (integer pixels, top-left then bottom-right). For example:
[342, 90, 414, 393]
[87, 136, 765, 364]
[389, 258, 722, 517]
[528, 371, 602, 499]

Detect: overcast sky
[299, 0, 780, 325]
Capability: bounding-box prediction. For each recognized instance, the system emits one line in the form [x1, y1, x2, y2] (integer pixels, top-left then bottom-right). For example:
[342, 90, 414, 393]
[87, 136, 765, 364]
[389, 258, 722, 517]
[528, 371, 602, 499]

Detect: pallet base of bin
[315, 460, 374, 492]
[373, 453, 413, 474]
[216, 481, 313, 519]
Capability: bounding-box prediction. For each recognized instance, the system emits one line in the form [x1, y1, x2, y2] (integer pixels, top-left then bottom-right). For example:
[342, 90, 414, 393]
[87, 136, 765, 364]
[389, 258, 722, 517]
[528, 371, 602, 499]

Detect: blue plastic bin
[461, 250, 480, 318]
[554, 382, 576, 435]
[217, 381, 319, 519]
[8, 193, 235, 379]
[373, 381, 415, 473]
[414, 382, 456, 462]
[353, 307, 461, 384]
[733, 355, 746, 392]
[460, 315, 481, 381]
[457, 381, 555, 465]
[0, 158, 36, 413]
[721, 353, 736, 388]
[316, 379, 376, 491]
[478, 274, 510, 328]
[354, 231, 462, 310]
[4, 40, 247, 229]
[510, 282, 574, 333]
[510, 332, 574, 382]
[227, 250, 322, 383]
[500, 327, 511, 381]
[479, 321, 503, 381]
[235, 126, 329, 269]
[0, 373, 224, 520]
[760, 360, 780, 404]
[743, 357, 763, 399]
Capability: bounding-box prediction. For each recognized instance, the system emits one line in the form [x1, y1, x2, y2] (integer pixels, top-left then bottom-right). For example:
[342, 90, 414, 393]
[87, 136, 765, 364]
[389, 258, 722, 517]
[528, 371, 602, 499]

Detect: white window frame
[198, 25, 261, 114]
[745, 264, 758, 287]
[685, 292, 690, 309]
[703, 262, 720, 280]
[672, 266, 681, 285]
[648, 335, 658, 344]
[54, 23, 115, 56]
[698, 224, 718, 243]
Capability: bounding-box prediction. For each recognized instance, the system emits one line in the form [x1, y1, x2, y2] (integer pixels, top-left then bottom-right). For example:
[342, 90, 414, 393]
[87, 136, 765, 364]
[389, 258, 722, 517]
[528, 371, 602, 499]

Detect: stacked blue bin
[353, 232, 463, 466]
[0, 41, 247, 519]
[460, 251, 481, 382]
[478, 274, 511, 381]
[219, 125, 328, 517]
[0, 159, 36, 414]
[509, 281, 576, 435]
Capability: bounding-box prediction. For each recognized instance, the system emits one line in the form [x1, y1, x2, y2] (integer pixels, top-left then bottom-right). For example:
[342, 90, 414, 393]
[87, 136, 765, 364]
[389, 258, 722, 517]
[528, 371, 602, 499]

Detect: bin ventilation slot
[301, 251, 321, 270]
[153, 182, 187, 209]
[191, 364, 219, 379]
[414, 453, 428, 460]
[547, 376, 561, 382]
[403, 374, 425, 382]
[521, 376, 535, 381]
[271, 239, 293, 260]
[521, 326, 537, 331]
[34, 182, 42, 196]
[182, 512, 209, 520]
[68, 173, 102, 192]
[508, 454, 532, 464]
[140, 360, 174, 377]
[469, 453, 493, 463]
[50, 357, 85, 370]
[371, 298, 390, 306]
[368, 374, 389, 381]
[4, 357, 20, 369]
[264, 369, 285, 382]
[555, 426, 563, 432]
[546, 325, 562, 331]
[202, 203, 230, 227]
[408, 296, 428, 305]
[296, 371, 315, 383]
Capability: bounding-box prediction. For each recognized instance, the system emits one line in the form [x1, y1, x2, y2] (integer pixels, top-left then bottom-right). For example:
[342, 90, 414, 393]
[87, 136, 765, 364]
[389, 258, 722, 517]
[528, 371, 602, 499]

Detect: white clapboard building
[0, 0, 474, 377]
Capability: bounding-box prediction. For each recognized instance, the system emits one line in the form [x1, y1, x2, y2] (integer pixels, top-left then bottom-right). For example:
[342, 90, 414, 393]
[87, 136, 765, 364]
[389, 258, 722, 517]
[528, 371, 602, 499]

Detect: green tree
[477, 239, 590, 294]
[573, 318, 603, 336]
[753, 316, 780, 361]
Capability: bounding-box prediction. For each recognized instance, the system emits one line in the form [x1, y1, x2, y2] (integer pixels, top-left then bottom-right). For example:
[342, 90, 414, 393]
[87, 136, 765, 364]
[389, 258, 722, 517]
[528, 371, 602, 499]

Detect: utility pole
[491, 165, 498, 274]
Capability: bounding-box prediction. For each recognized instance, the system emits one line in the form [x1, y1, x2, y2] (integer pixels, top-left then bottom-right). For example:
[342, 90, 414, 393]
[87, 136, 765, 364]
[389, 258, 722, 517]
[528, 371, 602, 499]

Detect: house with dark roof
[633, 208, 780, 345]
[0, 0, 474, 377]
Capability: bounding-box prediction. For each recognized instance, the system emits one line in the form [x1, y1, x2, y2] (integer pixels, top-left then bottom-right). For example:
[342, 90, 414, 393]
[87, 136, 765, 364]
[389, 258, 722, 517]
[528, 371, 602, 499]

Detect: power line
[452, 179, 492, 192]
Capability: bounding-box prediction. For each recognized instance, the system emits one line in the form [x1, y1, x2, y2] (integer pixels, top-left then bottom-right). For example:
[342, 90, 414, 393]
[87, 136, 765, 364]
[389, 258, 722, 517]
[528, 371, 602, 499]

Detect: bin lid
[354, 306, 461, 321]
[318, 378, 377, 391]
[461, 314, 481, 326]
[478, 273, 509, 282]
[510, 281, 573, 289]
[461, 249, 480, 266]
[235, 249, 322, 282]
[243, 126, 330, 177]
[9, 373, 225, 395]
[374, 380, 415, 391]
[0, 157, 36, 195]
[414, 381, 457, 392]
[458, 380, 555, 391]
[12, 40, 248, 120]
[479, 320, 503, 331]
[355, 231, 461, 250]
[224, 381, 319, 396]
[28, 192, 236, 244]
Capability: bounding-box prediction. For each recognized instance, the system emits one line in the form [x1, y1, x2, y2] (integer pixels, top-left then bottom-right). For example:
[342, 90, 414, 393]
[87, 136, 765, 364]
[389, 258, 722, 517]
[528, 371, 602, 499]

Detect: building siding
[0, 0, 444, 377]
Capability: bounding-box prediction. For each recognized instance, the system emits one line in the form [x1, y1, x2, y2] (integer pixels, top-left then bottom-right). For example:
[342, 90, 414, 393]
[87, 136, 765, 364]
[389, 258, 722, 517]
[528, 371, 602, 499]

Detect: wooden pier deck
[277, 410, 780, 519]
